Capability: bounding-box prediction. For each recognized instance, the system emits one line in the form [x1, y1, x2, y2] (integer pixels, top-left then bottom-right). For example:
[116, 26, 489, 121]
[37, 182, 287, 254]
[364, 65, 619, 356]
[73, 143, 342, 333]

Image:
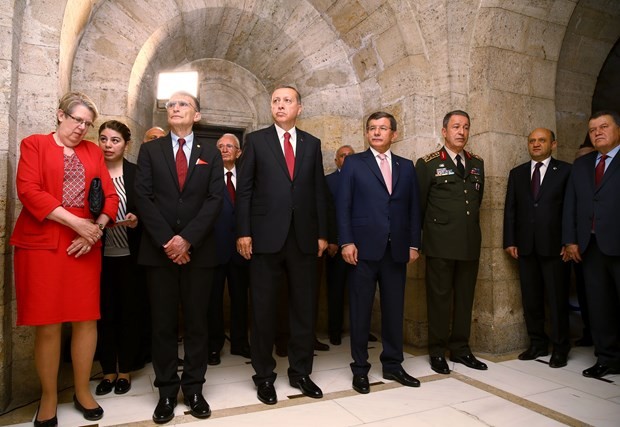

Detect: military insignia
[475, 183, 481, 191]
[422, 151, 441, 162]
[470, 167, 481, 175]
[440, 150, 447, 160]
[467, 150, 483, 161]
[435, 167, 454, 177]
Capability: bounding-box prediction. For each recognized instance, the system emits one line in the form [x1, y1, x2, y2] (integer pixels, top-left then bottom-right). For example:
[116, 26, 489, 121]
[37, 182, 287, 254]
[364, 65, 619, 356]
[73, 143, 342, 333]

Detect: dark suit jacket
[503, 158, 571, 257]
[214, 174, 247, 266]
[134, 134, 224, 267]
[325, 170, 340, 245]
[337, 149, 421, 263]
[562, 149, 620, 256]
[236, 125, 327, 254]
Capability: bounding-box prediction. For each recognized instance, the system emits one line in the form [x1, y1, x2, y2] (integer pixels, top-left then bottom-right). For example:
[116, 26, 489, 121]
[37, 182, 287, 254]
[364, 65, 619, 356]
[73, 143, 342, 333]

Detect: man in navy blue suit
[325, 144, 354, 345]
[503, 128, 571, 368]
[563, 110, 620, 379]
[337, 111, 422, 394]
[207, 134, 250, 366]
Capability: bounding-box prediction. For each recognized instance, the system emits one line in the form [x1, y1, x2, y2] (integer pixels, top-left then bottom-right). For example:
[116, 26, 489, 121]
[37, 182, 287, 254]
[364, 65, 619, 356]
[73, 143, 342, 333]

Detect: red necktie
[284, 131, 295, 179]
[531, 162, 543, 199]
[226, 171, 235, 205]
[176, 138, 187, 190]
[595, 154, 607, 186]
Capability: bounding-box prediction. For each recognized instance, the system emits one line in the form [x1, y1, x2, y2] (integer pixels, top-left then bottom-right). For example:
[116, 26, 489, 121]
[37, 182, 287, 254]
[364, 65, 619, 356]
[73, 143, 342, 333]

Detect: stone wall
[1, 0, 619, 412]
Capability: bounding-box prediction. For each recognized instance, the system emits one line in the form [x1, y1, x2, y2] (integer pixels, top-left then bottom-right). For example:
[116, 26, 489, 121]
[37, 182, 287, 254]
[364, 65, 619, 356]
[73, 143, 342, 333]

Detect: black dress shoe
[329, 334, 342, 345]
[95, 378, 116, 395]
[518, 346, 548, 360]
[383, 369, 420, 387]
[34, 407, 57, 427]
[184, 393, 211, 419]
[207, 351, 221, 366]
[352, 374, 370, 394]
[231, 346, 251, 359]
[152, 397, 177, 424]
[430, 356, 450, 374]
[257, 381, 277, 405]
[575, 336, 593, 347]
[314, 339, 330, 351]
[549, 352, 568, 368]
[583, 363, 620, 378]
[451, 353, 488, 370]
[73, 394, 104, 421]
[114, 378, 131, 394]
[368, 333, 378, 342]
[290, 376, 323, 398]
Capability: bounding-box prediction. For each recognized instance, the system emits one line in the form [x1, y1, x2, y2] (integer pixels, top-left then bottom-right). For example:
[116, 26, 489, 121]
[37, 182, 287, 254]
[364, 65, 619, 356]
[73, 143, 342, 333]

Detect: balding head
[143, 126, 166, 143]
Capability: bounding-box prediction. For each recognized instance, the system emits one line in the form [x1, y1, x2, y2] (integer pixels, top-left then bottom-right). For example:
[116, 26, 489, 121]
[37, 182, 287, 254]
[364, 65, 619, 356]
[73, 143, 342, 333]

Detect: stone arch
[555, 1, 620, 161]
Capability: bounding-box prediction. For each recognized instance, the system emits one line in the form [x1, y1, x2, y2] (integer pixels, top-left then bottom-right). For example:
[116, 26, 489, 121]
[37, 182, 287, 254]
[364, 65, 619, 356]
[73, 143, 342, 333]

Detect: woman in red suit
[10, 92, 119, 427]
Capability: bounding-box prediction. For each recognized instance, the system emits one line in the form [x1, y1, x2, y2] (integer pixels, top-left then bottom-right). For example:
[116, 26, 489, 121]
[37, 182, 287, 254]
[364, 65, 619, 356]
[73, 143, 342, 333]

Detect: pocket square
[196, 158, 208, 165]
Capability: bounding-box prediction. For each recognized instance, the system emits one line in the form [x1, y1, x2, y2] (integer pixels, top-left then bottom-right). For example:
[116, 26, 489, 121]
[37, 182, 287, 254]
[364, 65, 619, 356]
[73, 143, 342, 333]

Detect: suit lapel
[597, 151, 620, 192]
[294, 130, 308, 180]
[265, 125, 292, 180]
[159, 135, 179, 189]
[537, 158, 558, 200]
[391, 154, 400, 191]
[362, 149, 390, 193]
[185, 136, 203, 184]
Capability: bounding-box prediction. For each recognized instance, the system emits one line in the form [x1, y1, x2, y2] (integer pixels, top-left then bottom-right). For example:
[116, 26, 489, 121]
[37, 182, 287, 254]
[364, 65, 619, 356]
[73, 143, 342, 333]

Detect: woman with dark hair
[10, 92, 119, 426]
[95, 120, 146, 397]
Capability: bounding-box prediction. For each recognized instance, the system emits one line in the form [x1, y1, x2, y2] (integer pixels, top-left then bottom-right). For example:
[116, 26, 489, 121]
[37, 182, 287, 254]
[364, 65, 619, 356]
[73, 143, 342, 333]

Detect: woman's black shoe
[114, 378, 131, 394]
[73, 394, 104, 421]
[34, 407, 58, 427]
[95, 378, 116, 395]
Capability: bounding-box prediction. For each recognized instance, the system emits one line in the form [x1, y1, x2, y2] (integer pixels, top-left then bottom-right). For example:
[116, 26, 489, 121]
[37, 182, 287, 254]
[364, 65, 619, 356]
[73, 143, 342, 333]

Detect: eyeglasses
[217, 143, 239, 151]
[367, 126, 392, 133]
[165, 100, 197, 110]
[65, 112, 94, 129]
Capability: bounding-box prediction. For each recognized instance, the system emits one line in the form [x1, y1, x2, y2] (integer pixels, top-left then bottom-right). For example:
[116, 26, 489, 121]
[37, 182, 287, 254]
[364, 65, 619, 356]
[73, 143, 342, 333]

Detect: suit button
[465, 200, 469, 204]
[466, 211, 470, 215]
[534, 203, 538, 207]
[179, 198, 183, 203]
[464, 189, 468, 194]
[176, 219, 181, 224]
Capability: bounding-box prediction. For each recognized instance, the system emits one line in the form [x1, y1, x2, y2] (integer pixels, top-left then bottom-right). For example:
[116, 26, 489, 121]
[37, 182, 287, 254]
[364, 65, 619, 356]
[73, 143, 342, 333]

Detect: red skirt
[14, 214, 102, 326]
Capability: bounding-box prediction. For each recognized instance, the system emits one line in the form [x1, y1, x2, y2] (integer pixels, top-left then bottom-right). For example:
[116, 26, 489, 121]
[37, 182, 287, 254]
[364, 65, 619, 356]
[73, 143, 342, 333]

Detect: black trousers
[426, 257, 479, 357]
[207, 260, 250, 353]
[249, 229, 317, 385]
[582, 236, 620, 368]
[518, 253, 570, 352]
[98, 255, 147, 374]
[147, 265, 214, 398]
[326, 249, 348, 340]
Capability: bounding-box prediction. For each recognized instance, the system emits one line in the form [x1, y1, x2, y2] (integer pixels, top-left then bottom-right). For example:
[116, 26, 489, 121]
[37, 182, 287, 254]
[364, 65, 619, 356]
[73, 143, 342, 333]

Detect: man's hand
[318, 238, 328, 257]
[409, 248, 420, 263]
[163, 235, 191, 264]
[341, 244, 358, 265]
[236, 236, 253, 260]
[505, 246, 518, 260]
[563, 244, 581, 263]
[327, 243, 339, 257]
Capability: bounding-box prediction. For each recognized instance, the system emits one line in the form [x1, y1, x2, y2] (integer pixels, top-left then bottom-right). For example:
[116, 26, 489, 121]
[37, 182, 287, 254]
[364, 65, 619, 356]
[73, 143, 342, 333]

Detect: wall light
[157, 71, 199, 108]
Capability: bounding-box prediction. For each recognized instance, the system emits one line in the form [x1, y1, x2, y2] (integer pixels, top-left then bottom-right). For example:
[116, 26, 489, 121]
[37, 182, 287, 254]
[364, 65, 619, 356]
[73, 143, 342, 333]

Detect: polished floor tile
[1, 336, 619, 427]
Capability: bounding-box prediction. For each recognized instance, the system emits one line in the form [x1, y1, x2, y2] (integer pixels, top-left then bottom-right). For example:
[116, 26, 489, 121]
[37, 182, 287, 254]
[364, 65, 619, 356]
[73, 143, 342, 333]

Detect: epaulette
[421, 150, 441, 163]
[466, 150, 483, 161]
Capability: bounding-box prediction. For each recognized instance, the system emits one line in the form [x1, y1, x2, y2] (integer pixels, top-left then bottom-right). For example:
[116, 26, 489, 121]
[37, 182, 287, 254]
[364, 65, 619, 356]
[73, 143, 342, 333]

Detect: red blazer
[10, 133, 119, 249]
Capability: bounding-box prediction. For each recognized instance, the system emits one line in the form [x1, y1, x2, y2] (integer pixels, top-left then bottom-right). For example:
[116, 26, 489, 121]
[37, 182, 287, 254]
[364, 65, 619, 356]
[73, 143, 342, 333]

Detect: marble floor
[1, 337, 619, 427]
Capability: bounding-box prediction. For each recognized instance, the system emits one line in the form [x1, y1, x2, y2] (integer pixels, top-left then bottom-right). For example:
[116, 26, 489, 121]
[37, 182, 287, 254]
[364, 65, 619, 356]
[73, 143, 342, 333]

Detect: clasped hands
[67, 218, 103, 258]
[164, 235, 191, 265]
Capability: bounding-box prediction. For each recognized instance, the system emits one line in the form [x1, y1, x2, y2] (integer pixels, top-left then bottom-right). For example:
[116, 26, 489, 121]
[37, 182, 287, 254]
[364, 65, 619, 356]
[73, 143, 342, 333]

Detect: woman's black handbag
[88, 177, 104, 218]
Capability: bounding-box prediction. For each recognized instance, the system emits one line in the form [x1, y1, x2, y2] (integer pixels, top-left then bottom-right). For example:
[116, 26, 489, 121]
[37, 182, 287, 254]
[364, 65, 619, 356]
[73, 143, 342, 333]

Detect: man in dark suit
[325, 144, 354, 346]
[337, 112, 422, 394]
[415, 110, 487, 374]
[236, 86, 328, 405]
[135, 91, 223, 423]
[503, 128, 571, 368]
[207, 133, 250, 366]
[563, 110, 620, 379]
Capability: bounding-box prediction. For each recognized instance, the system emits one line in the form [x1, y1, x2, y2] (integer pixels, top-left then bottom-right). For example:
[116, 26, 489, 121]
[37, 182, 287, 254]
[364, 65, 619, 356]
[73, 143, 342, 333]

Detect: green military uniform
[415, 147, 484, 357]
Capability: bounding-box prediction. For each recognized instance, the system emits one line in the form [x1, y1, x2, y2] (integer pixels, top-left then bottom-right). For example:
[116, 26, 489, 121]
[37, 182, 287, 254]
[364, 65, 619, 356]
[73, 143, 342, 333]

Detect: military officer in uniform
[415, 110, 487, 375]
